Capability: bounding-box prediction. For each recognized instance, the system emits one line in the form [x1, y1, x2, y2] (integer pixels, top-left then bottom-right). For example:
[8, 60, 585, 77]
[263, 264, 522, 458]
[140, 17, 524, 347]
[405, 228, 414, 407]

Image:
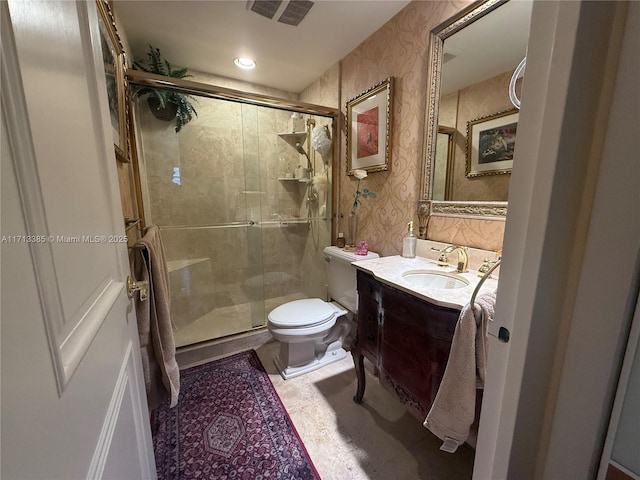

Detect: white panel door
[1, 1, 156, 479]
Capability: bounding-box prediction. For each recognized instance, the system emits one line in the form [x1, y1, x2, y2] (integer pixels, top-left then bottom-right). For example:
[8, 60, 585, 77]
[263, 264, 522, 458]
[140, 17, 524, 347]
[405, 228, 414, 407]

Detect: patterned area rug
[152, 350, 320, 479]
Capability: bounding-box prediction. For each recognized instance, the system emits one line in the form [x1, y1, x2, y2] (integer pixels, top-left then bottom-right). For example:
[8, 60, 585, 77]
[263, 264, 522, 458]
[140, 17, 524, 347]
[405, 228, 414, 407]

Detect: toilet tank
[323, 246, 379, 313]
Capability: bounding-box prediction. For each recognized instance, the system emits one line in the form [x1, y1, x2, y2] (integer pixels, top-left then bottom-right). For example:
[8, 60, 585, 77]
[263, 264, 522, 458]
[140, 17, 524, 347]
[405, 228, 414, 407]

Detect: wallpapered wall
[300, 0, 512, 257]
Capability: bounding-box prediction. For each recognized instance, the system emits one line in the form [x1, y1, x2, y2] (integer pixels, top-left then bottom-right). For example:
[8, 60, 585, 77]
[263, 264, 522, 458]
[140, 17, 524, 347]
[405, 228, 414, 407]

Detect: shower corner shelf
[277, 132, 308, 148]
[278, 177, 311, 184]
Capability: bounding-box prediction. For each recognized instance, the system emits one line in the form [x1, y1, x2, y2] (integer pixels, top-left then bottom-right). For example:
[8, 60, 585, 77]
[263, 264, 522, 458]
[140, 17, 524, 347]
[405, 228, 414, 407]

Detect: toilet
[267, 246, 379, 379]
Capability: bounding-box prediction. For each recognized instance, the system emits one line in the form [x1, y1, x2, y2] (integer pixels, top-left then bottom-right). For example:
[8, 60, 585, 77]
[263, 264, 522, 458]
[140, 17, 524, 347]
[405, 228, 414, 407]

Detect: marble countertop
[353, 255, 499, 310]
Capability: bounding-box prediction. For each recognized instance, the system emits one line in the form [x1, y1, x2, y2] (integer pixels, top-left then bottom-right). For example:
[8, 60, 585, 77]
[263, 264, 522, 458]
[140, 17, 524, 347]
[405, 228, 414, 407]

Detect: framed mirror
[419, 0, 532, 218]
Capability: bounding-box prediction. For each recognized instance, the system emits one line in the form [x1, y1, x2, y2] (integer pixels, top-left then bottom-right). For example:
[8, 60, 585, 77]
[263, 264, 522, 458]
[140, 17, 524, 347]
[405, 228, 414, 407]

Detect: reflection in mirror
[420, 0, 533, 207]
[433, 127, 454, 200]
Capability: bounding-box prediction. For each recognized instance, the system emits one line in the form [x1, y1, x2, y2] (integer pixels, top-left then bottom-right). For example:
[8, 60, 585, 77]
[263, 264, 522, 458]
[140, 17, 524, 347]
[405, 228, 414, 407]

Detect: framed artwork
[466, 109, 518, 177]
[96, 0, 129, 163]
[346, 77, 394, 174]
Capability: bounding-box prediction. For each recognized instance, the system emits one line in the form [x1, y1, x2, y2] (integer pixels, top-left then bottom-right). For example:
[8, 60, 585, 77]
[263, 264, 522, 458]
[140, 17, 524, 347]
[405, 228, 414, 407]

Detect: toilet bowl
[267, 246, 379, 379]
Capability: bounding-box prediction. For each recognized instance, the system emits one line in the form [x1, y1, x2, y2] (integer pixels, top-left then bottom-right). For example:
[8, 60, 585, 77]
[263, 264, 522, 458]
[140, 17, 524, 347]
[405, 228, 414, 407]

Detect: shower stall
[130, 75, 337, 348]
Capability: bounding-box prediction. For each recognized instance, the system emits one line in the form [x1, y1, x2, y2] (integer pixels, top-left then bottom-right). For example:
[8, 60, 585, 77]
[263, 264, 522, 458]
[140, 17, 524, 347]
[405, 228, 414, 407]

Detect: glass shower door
[138, 94, 266, 347]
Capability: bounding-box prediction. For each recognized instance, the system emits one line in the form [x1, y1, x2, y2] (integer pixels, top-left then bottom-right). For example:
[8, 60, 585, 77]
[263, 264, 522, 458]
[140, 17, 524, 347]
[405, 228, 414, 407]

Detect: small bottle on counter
[402, 221, 417, 258]
[336, 232, 346, 248]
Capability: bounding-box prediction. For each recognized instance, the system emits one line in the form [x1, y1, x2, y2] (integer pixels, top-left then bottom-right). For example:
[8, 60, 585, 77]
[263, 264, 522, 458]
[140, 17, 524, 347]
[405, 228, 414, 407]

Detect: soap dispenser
[402, 221, 417, 258]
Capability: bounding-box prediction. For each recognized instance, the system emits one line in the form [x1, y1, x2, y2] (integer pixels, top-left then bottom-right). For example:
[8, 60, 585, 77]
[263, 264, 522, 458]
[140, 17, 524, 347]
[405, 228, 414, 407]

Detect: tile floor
[253, 342, 475, 480]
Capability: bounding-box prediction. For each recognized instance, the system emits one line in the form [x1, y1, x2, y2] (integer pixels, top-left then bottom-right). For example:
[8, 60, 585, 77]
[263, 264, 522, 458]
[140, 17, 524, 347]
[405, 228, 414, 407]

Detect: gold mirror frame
[418, 0, 509, 223]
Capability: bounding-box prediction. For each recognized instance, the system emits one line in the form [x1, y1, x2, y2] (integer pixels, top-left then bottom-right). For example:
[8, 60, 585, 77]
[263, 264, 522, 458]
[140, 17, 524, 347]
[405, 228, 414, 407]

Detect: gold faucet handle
[478, 259, 492, 277]
[478, 257, 500, 277]
[431, 247, 449, 266]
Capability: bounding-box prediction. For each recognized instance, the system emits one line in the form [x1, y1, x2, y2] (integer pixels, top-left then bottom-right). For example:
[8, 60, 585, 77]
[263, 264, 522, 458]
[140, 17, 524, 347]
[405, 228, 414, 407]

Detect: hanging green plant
[132, 45, 197, 132]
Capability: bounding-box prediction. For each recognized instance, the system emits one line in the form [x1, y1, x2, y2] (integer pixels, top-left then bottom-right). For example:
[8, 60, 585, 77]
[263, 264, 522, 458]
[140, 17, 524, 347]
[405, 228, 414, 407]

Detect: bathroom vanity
[351, 255, 497, 423]
[353, 269, 459, 420]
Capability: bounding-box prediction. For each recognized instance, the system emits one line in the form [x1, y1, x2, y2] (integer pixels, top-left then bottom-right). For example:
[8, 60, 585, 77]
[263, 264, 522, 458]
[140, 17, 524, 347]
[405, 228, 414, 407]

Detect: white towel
[423, 292, 496, 451]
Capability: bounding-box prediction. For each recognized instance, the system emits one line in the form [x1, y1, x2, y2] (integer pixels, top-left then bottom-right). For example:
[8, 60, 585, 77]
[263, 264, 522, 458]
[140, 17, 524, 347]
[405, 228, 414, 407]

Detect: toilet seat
[268, 298, 337, 329]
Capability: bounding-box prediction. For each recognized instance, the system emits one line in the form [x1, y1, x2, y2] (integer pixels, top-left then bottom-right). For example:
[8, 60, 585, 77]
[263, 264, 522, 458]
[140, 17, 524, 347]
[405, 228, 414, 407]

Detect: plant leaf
[170, 67, 191, 79]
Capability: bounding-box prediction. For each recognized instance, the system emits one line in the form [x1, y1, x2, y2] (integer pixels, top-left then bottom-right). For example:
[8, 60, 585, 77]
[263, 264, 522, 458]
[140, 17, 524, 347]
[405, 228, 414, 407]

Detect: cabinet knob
[367, 332, 375, 341]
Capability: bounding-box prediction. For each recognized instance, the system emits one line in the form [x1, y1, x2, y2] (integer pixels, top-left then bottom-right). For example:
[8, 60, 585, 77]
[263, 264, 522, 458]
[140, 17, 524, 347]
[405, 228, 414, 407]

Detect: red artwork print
[356, 106, 379, 158]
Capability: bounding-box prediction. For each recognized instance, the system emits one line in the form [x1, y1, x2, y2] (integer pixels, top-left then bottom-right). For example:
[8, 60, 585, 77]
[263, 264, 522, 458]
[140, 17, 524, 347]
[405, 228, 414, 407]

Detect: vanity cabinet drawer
[356, 297, 379, 359]
[381, 285, 459, 346]
[355, 271, 381, 363]
[357, 270, 380, 302]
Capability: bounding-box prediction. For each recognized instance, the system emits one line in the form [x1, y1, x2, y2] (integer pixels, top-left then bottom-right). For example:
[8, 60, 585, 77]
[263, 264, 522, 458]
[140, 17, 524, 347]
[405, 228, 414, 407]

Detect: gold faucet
[449, 246, 468, 273]
[432, 245, 468, 273]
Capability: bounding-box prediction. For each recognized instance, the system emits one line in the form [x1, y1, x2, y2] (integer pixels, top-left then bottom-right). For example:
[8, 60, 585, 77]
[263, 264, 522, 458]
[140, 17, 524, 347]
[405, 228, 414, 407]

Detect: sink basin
[402, 270, 469, 289]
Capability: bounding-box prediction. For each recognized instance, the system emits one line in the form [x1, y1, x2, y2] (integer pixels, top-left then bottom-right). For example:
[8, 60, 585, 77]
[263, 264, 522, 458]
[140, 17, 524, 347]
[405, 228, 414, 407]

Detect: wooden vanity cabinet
[352, 270, 460, 421]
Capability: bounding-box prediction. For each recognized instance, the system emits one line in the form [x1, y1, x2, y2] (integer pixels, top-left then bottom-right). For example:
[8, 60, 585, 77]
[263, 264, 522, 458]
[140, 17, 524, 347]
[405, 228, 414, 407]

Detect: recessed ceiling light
[234, 57, 256, 70]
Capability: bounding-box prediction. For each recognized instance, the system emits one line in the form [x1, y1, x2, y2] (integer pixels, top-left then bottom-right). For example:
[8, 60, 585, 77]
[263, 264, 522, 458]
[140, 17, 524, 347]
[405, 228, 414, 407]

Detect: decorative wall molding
[417, 201, 431, 239]
[430, 200, 508, 219]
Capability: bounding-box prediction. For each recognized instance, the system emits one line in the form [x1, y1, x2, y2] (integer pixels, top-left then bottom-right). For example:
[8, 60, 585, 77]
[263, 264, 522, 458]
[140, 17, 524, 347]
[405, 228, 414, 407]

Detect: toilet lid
[268, 299, 336, 328]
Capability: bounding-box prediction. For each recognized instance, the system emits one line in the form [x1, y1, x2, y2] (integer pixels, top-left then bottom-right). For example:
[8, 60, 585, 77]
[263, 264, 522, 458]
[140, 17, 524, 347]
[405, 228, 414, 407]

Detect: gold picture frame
[346, 77, 394, 175]
[466, 109, 518, 177]
[96, 0, 129, 163]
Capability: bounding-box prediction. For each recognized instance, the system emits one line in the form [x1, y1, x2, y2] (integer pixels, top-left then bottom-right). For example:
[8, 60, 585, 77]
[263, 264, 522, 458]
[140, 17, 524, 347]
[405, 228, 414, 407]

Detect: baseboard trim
[176, 328, 275, 369]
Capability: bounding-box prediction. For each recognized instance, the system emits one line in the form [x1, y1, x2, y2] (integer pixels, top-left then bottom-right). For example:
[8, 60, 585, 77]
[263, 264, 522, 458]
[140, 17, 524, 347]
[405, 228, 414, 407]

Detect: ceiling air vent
[247, 0, 314, 26]
[247, 0, 282, 20]
[278, 0, 314, 26]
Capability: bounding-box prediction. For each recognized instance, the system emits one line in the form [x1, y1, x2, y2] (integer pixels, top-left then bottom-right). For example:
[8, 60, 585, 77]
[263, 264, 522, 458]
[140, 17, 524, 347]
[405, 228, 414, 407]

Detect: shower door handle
[158, 221, 256, 230]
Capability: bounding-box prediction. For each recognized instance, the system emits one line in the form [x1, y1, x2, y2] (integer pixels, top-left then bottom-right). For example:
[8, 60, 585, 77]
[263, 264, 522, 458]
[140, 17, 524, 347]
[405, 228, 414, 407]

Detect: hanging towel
[134, 225, 180, 409]
[423, 292, 496, 452]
